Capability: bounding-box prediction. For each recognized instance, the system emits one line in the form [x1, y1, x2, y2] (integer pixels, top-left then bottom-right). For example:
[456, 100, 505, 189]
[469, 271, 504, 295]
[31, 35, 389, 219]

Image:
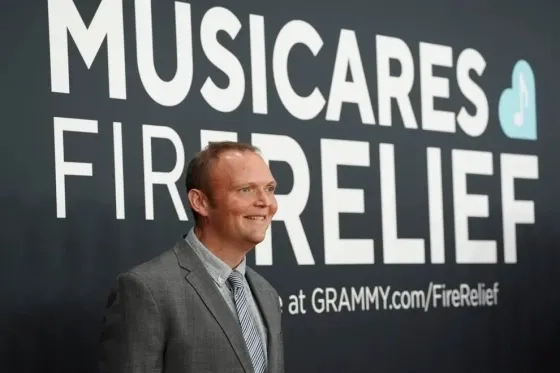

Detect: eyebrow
[232, 181, 277, 189]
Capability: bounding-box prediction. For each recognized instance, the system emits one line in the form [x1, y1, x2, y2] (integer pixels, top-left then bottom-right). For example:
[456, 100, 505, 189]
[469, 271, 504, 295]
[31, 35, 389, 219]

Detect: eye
[239, 186, 252, 193]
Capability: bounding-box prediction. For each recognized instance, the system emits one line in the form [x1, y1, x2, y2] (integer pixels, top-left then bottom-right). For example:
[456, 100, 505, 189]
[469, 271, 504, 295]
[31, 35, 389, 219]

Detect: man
[98, 141, 284, 373]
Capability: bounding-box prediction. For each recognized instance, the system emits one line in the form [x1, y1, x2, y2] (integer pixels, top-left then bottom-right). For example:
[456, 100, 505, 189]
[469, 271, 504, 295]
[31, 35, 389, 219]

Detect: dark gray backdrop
[1, 0, 559, 372]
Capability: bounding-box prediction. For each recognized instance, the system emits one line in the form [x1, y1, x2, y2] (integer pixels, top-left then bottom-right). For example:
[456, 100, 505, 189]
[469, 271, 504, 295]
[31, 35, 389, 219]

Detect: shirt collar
[185, 228, 246, 287]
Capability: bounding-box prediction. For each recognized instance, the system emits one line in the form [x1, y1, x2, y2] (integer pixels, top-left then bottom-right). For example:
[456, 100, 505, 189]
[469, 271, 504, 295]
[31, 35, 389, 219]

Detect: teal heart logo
[498, 60, 537, 140]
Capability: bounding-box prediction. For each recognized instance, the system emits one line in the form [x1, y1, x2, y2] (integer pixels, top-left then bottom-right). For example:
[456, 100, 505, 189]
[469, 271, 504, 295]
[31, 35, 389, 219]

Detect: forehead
[210, 150, 274, 186]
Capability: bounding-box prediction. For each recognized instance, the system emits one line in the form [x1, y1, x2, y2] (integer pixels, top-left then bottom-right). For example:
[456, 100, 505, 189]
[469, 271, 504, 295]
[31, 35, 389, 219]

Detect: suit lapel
[245, 269, 281, 335]
[246, 268, 282, 373]
[173, 239, 254, 373]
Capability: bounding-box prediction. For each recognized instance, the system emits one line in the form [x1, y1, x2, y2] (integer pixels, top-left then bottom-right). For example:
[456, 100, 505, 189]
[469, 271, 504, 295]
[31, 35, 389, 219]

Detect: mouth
[244, 215, 266, 221]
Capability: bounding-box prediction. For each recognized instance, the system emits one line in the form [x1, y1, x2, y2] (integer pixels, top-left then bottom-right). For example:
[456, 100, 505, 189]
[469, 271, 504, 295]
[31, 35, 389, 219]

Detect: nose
[254, 188, 273, 207]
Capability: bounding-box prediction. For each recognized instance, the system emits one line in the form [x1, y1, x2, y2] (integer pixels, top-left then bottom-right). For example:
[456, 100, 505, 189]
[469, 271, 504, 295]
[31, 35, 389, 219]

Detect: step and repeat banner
[2, 0, 559, 372]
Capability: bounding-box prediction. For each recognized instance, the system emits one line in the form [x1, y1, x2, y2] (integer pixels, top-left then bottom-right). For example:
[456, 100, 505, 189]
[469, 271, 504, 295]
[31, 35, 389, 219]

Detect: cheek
[270, 196, 279, 214]
[227, 199, 251, 217]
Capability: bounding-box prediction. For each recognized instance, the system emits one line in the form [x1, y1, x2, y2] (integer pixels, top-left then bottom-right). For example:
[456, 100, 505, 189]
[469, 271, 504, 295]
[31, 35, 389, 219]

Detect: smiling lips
[245, 215, 266, 221]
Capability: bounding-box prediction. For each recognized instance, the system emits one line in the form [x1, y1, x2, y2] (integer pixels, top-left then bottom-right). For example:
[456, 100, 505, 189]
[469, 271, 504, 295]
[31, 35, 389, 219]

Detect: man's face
[205, 150, 278, 248]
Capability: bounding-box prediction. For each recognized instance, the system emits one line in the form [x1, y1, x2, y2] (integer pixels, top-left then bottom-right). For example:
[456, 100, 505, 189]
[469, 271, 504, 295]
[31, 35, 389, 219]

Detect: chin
[245, 231, 267, 245]
[250, 234, 266, 244]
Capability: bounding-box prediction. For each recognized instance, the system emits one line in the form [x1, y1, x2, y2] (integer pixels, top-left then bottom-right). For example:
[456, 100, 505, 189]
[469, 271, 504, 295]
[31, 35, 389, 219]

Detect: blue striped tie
[228, 270, 267, 373]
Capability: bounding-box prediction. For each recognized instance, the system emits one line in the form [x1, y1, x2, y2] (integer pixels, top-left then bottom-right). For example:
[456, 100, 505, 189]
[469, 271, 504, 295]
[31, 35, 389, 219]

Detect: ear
[187, 189, 210, 218]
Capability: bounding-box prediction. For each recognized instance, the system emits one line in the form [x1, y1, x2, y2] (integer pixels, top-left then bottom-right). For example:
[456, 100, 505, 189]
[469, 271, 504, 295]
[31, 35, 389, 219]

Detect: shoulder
[130, 248, 177, 278]
[113, 239, 185, 294]
[246, 266, 279, 296]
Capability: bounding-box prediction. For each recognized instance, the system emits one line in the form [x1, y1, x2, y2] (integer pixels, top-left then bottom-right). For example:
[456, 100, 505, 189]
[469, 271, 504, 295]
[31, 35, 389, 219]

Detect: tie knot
[228, 270, 244, 290]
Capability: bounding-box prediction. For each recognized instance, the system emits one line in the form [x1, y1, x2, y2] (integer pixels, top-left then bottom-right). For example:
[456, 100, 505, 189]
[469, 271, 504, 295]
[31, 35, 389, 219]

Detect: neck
[193, 225, 247, 269]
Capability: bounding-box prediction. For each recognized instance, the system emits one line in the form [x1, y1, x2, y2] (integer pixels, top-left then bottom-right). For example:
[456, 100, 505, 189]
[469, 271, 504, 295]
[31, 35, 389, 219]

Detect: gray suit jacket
[98, 237, 284, 373]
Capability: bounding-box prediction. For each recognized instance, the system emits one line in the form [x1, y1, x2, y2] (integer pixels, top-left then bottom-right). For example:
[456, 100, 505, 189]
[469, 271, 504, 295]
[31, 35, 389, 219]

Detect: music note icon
[513, 73, 529, 127]
[498, 59, 537, 140]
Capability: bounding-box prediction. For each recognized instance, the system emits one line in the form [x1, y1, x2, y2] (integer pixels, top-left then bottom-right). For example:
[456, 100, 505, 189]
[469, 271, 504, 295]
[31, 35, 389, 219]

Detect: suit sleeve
[98, 272, 165, 373]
